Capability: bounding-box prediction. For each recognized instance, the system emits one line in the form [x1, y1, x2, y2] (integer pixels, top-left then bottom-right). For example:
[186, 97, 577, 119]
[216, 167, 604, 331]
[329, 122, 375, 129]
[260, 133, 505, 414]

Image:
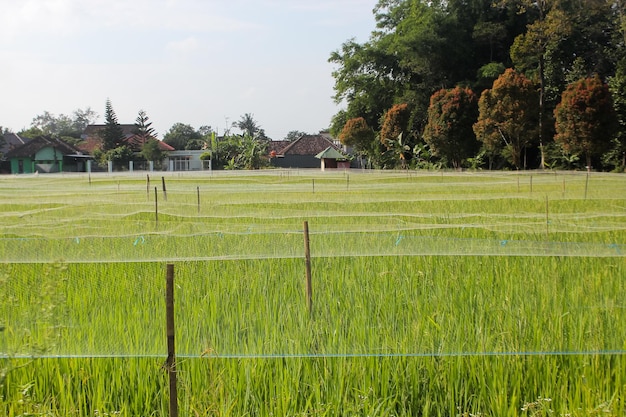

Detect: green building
[4, 136, 86, 174]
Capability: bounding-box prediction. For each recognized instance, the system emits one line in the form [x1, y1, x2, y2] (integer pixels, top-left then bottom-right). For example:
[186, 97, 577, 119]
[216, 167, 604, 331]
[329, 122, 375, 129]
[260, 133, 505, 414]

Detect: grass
[0, 170, 625, 416]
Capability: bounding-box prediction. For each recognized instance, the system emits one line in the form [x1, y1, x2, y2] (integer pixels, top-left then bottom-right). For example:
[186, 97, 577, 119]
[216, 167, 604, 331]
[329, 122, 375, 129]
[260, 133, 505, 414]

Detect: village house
[269, 133, 350, 169]
[3, 135, 86, 174]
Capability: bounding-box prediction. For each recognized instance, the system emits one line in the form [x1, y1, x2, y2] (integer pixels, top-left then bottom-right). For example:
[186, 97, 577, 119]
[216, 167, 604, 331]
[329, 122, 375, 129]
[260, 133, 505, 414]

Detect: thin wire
[3, 350, 625, 360]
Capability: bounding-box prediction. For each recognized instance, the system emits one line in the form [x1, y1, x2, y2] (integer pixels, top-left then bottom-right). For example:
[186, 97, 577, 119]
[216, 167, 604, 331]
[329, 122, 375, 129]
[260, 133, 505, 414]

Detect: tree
[100, 99, 125, 152]
[72, 107, 99, 133]
[379, 103, 414, 167]
[163, 123, 203, 150]
[329, 38, 398, 133]
[140, 139, 164, 166]
[18, 127, 45, 139]
[28, 107, 98, 144]
[237, 135, 268, 170]
[554, 75, 617, 169]
[380, 103, 410, 147]
[235, 113, 263, 139]
[473, 68, 539, 169]
[339, 117, 376, 152]
[423, 86, 480, 169]
[284, 130, 307, 142]
[134, 110, 157, 146]
[106, 145, 135, 169]
[510, 0, 621, 168]
[607, 59, 626, 170]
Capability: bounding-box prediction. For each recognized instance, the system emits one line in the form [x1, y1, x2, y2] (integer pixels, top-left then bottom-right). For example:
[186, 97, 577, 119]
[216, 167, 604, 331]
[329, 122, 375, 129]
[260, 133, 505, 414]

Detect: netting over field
[1, 171, 624, 360]
[0, 231, 624, 263]
[1, 246, 625, 359]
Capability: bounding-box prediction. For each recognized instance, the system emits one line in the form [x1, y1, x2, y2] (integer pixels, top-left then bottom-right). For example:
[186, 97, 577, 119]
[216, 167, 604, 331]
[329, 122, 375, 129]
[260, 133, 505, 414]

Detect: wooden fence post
[154, 187, 158, 223]
[165, 264, 178, 417]
[303, 221, 313, 316]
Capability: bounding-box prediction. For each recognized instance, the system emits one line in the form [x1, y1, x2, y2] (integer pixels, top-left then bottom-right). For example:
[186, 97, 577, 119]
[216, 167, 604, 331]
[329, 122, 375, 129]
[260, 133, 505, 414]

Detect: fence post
[154, 187, 158, 223]
[162, 176, 168, 201]
[303, 221, 313, 316]
[165, 264, 178, 417]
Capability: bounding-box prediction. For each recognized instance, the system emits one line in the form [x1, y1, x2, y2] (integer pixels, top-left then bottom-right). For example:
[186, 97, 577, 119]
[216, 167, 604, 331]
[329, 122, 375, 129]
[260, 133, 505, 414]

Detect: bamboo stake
[154, 186, 158, 223]
[162, 176, 168, 201]
[303, 221, 313, 316]
[165, 264, 178, 417]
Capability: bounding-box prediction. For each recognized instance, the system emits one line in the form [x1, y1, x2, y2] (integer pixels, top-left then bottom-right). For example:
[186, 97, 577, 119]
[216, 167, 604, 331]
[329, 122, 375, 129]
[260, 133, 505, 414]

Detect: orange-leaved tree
[339, 117, 376, 154]
[554, 75, 617, 169]
[380, 103, 412, 168]
[423, 86, 480, 169]
[473, 68, 539, 169]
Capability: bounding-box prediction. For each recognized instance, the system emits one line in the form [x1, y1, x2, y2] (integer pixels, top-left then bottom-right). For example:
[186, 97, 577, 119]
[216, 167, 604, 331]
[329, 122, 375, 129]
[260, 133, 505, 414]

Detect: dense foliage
[330, 0, 626, 170]
[423, 86, 480, 168]
[554, 75, 617, 168]
[473, 69, 539, 169]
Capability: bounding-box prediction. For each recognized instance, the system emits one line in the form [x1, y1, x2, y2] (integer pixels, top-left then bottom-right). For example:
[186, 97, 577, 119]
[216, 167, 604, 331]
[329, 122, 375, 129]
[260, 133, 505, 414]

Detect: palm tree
[235, 113, 261, 138]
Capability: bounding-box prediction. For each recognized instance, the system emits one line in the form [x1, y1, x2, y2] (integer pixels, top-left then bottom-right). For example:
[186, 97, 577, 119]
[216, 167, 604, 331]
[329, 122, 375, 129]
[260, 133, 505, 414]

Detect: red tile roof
[275, 134, 340, 156]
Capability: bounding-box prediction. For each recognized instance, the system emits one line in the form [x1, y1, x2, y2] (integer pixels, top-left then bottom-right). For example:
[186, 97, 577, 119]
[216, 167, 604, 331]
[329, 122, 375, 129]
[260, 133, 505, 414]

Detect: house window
[172, 156, 190, 171]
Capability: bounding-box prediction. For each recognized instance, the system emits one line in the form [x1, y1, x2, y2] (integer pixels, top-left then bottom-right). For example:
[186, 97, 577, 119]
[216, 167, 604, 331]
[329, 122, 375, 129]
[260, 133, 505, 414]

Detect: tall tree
[510, 2, 570, 169]
[134, 110, 157, 146]
[235, 113, 262, 139]
[554, 75, 617, 169]
[608, 59, 626, 170]
[329, 38, 398, 133]
[473, 68, 539, 169]
[510, 0, 621, 168]
[100, 99, 125, 152]
[423, 87, 480, 168]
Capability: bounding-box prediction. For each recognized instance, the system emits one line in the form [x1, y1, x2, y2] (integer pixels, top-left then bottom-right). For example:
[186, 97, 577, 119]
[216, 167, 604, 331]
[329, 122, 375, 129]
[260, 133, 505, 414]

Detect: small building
[4, 136, 86, 174]
[315, 146, 350, 171]
[165, 150, 208, 171]
[270, 134, 346, 169]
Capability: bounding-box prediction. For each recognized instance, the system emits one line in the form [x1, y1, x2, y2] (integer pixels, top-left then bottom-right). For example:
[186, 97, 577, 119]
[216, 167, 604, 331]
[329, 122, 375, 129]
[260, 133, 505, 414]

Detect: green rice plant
[0, 171, 624, 416]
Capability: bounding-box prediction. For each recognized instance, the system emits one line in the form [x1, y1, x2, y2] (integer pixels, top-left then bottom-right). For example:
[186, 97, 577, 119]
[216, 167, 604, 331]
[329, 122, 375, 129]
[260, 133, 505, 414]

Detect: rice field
[0, 169, 625, 416]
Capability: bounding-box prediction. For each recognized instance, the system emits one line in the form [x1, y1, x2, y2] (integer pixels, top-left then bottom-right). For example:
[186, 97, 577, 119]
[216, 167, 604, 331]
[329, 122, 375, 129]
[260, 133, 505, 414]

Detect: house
[79, 124, 174, 154]
[270, 134, 349, 169]
[1, 133, 31, 173]
[79, 124, 176, 171]
[4, 136, 86, 174]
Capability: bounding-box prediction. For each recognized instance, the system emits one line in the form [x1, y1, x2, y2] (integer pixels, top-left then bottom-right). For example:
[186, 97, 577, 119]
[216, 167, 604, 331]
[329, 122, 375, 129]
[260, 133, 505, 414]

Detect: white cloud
[0, 0, 378, 139]
[0, 0, 76, 39]
[166, 37, 200, 55]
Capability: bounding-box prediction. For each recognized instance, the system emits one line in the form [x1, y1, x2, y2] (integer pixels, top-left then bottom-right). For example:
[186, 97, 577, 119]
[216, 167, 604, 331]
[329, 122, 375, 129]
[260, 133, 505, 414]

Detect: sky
[0, 0, 378, 141]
